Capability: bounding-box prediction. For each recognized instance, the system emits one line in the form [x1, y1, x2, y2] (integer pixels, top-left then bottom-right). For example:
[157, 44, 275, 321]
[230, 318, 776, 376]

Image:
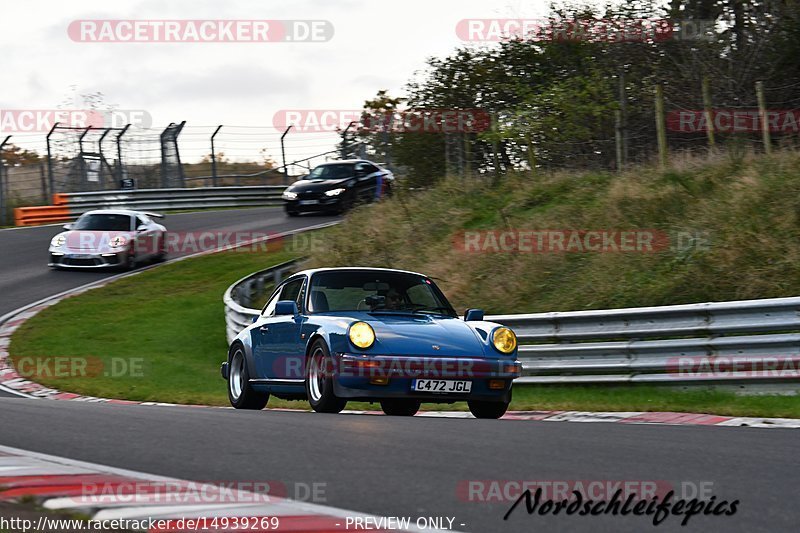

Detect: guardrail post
[0, 135, 10, 226]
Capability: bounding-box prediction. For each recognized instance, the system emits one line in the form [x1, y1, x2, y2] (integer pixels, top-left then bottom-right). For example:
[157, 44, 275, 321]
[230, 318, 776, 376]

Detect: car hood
[337, 312, 490, 357]
[56, 230, 134, 251]
[287, 177, 353, 192]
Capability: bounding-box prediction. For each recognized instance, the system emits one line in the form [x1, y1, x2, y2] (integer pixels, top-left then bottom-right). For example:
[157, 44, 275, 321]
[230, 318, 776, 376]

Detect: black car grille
[62, 257, 102, 267]
[298, 190, 324, 200]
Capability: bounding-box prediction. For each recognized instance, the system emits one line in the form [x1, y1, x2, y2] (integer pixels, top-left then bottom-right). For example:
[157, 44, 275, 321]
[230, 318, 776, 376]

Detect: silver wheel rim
[229, 349, 245, 401]
[308, 348, 324, 402]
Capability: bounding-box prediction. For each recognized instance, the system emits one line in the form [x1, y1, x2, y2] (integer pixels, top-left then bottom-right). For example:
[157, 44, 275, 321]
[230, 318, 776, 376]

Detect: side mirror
[275, 300, 299, 316]
[464, 308, 485, 321]
[136, 225, 148, 232]
[63, 223, 73, 230]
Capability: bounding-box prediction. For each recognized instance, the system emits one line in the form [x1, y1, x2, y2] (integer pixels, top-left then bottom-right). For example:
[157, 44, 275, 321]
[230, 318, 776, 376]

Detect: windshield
[72, 214, 132, 231]
[305, 164, 355, 180]
[308, 270, 456, 317]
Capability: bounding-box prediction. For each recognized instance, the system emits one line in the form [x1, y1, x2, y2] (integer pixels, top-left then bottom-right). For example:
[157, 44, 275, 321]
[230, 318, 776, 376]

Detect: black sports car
[282, 159, 394, 216]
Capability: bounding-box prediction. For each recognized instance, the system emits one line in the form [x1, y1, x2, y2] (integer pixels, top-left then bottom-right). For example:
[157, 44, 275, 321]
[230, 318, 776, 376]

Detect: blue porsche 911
[220, 267, 521, 418]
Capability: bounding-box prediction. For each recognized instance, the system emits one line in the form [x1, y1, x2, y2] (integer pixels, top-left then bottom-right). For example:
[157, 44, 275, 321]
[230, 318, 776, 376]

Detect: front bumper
[332, 353, 520, 402]
[48, 249, 126, 268]
[283, 196, 343, 213]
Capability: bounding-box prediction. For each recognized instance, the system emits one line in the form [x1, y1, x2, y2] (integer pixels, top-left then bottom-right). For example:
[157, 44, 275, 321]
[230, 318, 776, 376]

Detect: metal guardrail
[223, 274, 800, 388]
[224, 259, 304, 344]
[55, 185, 287, 217]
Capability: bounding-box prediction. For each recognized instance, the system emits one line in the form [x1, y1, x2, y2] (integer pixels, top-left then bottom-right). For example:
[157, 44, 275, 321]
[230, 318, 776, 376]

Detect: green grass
[9, 246, 299, 406]
[508, 385, 800, 418]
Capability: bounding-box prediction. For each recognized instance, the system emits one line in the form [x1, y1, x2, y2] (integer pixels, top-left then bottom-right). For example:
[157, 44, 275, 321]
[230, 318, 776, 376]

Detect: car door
[353, 162, 377, 202]
[251, 277, 307, 381]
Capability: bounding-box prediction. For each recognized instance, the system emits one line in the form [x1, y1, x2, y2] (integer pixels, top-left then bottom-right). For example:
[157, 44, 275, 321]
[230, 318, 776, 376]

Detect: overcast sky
[1, 0, 562, 165]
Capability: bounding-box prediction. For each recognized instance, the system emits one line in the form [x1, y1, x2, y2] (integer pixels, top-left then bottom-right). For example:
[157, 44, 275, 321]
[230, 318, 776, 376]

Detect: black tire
[124, 250, 137, 271]
[380, 399, 421, 416]
[305, 340, 347, 413]
[468, 399, 510, 419]
[154, 233, 167, 262]
[228, 345, 270, 410]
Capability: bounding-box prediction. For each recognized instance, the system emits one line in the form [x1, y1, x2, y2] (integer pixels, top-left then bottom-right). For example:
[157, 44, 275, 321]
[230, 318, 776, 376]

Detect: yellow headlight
[492, 327, 517, 354]
[349, 322, 375, 349]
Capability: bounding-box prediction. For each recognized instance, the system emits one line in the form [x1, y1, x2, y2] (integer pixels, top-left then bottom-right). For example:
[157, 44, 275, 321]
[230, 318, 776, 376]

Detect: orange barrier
[14, 206, 71, 226]
[52, 193, 68, 206]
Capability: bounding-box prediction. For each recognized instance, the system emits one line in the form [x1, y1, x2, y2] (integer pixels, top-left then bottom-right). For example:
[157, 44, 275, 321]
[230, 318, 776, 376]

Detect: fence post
[654, 84, 668, 169]
[98, 128, 110, 189]
[619, 71, 628, 166]
[39, 164, 47, 204]
[0, 136, 10, 226]
[341, 122, 355, 159]
[280, 125, 292, 184]
[756, 81, 772, 155]
[491, 113, 501, 180]
[116, 124, 130, 184]
[78, 127, 92, 189]
[702, 76, 716, 152]
[211, 125, 222, 187]
[615, 110, 623, 173]
[174, 121, 186, 186]
[526, 133, 536, 174]
[461, 132, 472, 179]
[46, 122, 59, 196]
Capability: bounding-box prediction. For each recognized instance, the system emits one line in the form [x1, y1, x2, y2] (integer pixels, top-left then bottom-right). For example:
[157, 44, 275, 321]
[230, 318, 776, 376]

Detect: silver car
[48, 209, 167, 270]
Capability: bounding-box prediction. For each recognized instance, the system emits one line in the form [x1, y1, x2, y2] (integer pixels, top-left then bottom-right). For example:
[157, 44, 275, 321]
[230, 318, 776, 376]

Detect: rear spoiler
[144, 212, 165, 219]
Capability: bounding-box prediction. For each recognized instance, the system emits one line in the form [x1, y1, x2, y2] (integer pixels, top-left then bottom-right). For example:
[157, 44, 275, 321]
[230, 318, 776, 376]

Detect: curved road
[0, 208, 797, 532]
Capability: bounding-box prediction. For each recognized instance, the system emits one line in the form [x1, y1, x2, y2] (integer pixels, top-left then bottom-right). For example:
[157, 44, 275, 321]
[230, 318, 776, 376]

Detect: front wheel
[380, 399, 421, 416]
[228, 346, 269, 410]
[305, 341, 346, 413]
[468, 400, 510, 419]
[124, 249, 137, 271]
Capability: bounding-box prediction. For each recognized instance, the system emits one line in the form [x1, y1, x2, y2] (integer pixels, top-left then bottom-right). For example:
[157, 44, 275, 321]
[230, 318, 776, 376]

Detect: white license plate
[298, 200, 319, 205]
[412, 379, 472, 393]
[67, 254, 91, 259]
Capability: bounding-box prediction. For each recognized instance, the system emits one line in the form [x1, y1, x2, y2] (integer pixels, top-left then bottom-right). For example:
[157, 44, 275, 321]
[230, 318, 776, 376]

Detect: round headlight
[492, 327, 517, 354]
[51, 235, 66, 247]
[349, 321, 375, 349]
[283, 191, 298, 200]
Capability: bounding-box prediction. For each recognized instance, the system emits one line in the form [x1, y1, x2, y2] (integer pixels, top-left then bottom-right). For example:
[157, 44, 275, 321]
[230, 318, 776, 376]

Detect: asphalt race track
[0, 208, 798, 532]
[0, 400, 796, 532]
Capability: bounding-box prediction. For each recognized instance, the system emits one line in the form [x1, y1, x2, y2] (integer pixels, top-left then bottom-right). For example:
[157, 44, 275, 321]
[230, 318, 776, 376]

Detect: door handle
[259, 326, 270, 333]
